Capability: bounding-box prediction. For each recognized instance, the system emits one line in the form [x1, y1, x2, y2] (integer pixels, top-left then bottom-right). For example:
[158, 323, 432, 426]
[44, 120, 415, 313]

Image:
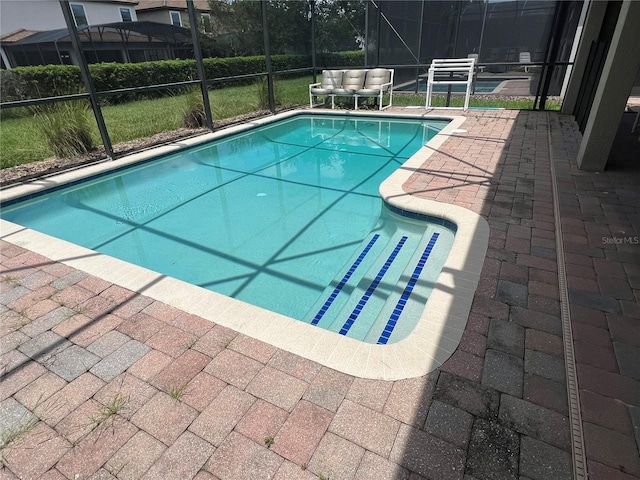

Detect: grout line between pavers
[546, 112, 587, 480]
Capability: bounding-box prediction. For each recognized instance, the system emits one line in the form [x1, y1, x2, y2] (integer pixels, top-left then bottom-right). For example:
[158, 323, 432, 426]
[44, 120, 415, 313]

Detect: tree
[206, 0, 366, 57]
[315, 0, 366, 52]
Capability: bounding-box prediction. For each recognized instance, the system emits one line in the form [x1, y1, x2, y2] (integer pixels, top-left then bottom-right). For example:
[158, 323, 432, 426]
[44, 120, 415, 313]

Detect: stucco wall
[136, 10, 177, 26]
[1, 0, 137, 35]
[1, 1, 66, 33]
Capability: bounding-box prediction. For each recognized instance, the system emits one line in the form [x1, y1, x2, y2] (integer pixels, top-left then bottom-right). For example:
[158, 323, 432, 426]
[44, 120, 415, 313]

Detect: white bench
[425, 58, 476, 111]
[309, 68, 394, 110]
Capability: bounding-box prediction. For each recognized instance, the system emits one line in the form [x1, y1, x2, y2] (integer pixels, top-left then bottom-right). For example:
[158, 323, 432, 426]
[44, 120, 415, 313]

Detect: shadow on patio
[1, 108, 638, 480]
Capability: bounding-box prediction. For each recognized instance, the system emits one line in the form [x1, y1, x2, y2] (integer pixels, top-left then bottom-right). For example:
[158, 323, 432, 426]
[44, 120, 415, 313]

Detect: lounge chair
[331, 70, 367, 108]
[309, 70, 343, 108]
[355, 68, 394, 110]
[425, 58, 476, 111]
[519, 52, 532, 73]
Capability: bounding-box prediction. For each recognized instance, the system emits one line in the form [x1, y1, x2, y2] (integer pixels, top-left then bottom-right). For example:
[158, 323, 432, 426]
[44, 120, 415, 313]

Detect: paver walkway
[1, 109, 638, 480]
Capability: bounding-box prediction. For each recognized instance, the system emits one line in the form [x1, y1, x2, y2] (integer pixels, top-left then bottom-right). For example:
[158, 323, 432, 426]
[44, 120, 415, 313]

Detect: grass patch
[182, 87, 207, 129]
[167, 384, 188, 401]
[0, 117, 52, 168]
[90, 393, 127, 431]
[0, 275, 20, 287]
[0, 412, 40, 455]
[32, 100, 94, 158]
[0, 75, 560, 169]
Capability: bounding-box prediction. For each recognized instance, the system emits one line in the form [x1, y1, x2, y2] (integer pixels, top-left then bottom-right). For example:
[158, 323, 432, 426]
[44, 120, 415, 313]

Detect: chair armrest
[358, 81, 393, 94]
[375, 81, 393, 93]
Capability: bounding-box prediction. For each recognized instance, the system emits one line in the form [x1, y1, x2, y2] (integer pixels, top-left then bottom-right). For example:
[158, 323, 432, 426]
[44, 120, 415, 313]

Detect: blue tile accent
[339, 236, 408, 336]
[377, 232, 439, 344]
[383, 203, 457, 232]
[310, 234, 380, 326]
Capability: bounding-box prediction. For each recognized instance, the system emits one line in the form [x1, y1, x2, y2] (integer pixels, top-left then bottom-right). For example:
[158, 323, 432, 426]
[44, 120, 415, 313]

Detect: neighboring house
[135, 0, 212, 32]
[0, 0, 198, 68]
[0, 0, 139, 33]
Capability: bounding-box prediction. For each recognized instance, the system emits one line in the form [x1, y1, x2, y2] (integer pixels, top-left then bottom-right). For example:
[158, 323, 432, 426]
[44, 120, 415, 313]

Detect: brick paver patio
[1, 109, 638, 480]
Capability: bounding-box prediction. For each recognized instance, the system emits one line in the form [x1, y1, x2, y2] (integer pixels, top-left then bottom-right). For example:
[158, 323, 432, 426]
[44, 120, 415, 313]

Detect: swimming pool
[2, 114, 453, 343]
[1, 110, 489, 379]
[397, 77, 527, 93]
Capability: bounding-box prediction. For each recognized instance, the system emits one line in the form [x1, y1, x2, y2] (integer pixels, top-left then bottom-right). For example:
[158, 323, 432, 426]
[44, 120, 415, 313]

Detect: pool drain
[547, 112, 587, 480]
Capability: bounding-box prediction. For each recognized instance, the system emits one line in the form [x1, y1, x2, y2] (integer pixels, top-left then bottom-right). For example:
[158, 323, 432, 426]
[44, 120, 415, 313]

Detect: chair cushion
[320, 70, 344, 89]
[310, 87, 334, 95]
[356, 87, 386, 96]
[332, 88, 357, 95]
[340, 70, 367, 90]
[363, 68, 391, 88]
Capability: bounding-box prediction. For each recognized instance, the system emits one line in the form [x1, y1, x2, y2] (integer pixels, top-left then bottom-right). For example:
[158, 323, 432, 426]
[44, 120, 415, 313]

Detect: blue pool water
[2, 114, 455, 344]
[398, 78, 508, 93]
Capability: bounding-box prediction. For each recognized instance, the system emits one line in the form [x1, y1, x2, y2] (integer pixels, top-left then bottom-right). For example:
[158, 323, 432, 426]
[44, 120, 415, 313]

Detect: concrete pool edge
[0, 109, 489, 380]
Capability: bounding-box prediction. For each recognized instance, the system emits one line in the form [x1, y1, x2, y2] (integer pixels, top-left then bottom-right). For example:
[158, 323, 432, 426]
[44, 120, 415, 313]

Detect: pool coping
[0, 109, 489, 380]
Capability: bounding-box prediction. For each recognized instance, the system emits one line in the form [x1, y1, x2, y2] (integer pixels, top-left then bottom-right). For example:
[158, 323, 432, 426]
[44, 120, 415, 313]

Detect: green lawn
[0, 75, 559, 169]
[0, 77, 313, 169]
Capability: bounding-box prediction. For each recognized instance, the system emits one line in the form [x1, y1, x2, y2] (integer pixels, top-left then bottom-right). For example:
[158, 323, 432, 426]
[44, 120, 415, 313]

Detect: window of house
[119, 7, 133, 22]
[201, 13, 212, 32]
[169, 11, 182, 26]
[70, 3, 88, 26]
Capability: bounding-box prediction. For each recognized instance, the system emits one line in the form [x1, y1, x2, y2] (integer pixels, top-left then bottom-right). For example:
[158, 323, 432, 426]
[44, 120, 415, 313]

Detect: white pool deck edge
[0, 109, 489, 380]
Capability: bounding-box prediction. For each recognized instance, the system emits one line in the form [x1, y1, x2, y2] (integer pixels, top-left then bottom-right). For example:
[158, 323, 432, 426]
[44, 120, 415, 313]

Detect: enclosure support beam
[561, 0, 608, 114]
[59, 0, 114, 160]
[187, 0, 213, 130]
[311, 0, 317, 83]
[477, 0, 488, 63]
[261, 0, 276, 114]
[375, 1, 381, 65]
[364, 0, 369, 66]
[414, 0, 425, 94]
[576, 0, 640, 171]
[0, 46, 12, 69]
[538, 1, 570, 110]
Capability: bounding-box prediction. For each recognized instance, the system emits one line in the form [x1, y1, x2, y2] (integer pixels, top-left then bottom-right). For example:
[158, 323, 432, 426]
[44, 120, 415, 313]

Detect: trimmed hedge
[7, 51, 364, 103]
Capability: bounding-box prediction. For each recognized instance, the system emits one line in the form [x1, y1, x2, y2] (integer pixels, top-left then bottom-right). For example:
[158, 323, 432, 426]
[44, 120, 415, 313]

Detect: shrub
[182, 87, 207, 128]
[5, 51, 364, 102]
[256, 76, 283, 110]
[0, 70, 30, 119]
[31, 100, 94, 158]
[13, 64, 82, 98]
[0, 70, 27, 102]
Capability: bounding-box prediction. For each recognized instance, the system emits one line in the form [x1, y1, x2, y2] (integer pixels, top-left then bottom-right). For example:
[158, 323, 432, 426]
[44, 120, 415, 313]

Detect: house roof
[0, 29, 40, 43]
[135, 0, 210, 12]
[0, 21, 192, 47]
[98, 0, 139, 3]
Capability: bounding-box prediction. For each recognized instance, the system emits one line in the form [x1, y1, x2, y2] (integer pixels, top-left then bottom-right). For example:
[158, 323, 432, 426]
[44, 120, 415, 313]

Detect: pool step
[304, 227, 441, 344]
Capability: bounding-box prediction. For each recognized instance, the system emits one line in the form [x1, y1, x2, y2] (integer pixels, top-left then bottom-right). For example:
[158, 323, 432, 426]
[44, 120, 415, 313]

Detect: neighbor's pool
[2, 114, 455, 344]
[398, 77, 524, 93]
